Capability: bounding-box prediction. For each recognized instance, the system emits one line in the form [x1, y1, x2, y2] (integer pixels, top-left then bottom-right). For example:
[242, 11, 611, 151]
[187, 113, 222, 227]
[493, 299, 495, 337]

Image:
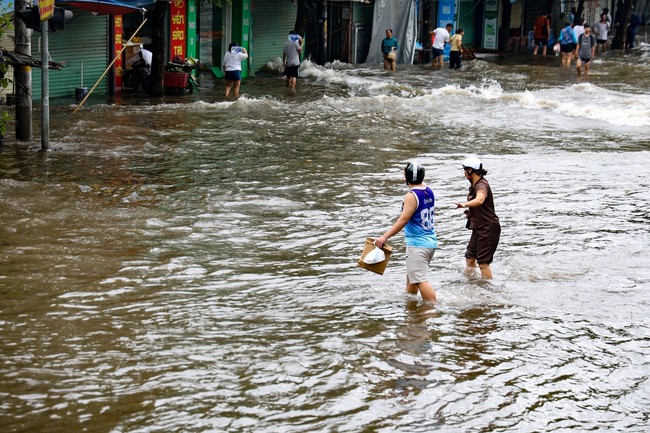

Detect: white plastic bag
[363, 246, 386, 265]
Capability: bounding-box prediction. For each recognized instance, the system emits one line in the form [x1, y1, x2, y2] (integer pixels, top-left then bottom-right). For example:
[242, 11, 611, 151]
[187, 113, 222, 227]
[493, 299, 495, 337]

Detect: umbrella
[55, 0, 153, 15]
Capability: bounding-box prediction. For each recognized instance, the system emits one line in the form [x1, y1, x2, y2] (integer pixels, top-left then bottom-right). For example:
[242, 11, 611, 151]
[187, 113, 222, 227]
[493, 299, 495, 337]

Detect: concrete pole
[41, 20, 49, 151]
[14, 0, 33, 141]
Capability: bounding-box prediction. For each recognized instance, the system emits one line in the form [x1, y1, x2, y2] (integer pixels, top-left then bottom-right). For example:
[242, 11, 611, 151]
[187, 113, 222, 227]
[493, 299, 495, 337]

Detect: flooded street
[1, 46, 649, 432]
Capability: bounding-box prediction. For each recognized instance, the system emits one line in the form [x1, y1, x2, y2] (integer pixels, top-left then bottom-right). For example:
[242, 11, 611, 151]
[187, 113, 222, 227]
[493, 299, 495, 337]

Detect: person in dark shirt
[533, 11, 551, 55]
[454, 155, 501, 279]
[626, 6, 642, 49]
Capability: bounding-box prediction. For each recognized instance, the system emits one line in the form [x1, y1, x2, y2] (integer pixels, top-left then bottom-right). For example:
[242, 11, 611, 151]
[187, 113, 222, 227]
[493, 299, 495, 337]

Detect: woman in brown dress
[455, 155, 501, 279]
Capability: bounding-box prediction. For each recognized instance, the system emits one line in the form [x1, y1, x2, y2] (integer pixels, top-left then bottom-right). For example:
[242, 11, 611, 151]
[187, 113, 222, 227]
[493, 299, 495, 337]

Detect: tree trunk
[611, 0, 633, 49]
[150, 1, 167, 97]
[499, 0, 512, 51]
[294, 0, 317, 36]
[294, 0, 322, 63]
[575, 0, 585, 25]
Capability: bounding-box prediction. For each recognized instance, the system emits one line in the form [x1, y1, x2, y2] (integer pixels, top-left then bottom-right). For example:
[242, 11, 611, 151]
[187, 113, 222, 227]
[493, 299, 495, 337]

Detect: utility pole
[14, 0, 32, 141]
[41, 20, 49, 151]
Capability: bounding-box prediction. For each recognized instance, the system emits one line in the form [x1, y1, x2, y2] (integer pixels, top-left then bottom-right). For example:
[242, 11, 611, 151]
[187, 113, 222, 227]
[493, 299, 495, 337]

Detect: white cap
[461, 155, 482, 170]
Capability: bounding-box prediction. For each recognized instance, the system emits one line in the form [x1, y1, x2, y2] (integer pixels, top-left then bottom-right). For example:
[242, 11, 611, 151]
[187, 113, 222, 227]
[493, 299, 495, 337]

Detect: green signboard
[483, 0, 499, 50]
[232, 0, 251, 78]
[187, 0, 197, 59]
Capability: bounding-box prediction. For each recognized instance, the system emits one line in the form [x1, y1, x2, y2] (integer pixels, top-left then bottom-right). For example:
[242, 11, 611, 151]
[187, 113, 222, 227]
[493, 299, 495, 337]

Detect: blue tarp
[55, 0, 155, 15]
[1, 0, 156, 14]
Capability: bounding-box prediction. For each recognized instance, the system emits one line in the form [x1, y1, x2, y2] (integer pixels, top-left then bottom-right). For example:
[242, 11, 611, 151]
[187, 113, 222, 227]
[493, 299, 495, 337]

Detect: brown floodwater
[1, 46, 649, 432]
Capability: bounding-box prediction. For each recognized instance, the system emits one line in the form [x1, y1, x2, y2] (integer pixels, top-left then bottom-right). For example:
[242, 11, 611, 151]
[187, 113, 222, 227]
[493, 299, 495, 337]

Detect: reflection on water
[1, 48, 649, 432]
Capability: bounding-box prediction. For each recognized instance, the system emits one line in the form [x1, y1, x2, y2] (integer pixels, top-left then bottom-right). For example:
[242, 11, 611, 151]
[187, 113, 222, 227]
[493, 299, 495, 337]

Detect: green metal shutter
[352, 2, 373, 64]
[458, 0, 480, 47]
[251, 0, 297, 72]
[33, 12, 108, 101]
[352, 1, 373, 26]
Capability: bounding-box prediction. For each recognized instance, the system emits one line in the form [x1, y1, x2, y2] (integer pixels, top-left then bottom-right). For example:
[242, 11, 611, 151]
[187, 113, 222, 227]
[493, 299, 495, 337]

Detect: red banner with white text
[170, 0, 186, 59]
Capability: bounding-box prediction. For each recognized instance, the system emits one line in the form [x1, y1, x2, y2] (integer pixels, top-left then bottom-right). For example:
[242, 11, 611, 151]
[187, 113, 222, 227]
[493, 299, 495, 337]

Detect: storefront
[328, 1, 375, 64]
[457, 0, 483, 47]
[31, 8, 110, 101]
[250, 0, 296, 71]
[32, 0, 200, 99]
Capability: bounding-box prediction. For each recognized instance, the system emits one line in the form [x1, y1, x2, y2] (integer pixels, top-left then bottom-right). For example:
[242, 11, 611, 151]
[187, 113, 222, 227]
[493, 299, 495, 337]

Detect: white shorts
[405, 246, 435, 284]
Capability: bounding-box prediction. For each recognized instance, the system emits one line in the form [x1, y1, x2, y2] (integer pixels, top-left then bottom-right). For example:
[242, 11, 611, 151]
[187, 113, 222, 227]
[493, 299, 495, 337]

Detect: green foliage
[0, 110, 10, 137]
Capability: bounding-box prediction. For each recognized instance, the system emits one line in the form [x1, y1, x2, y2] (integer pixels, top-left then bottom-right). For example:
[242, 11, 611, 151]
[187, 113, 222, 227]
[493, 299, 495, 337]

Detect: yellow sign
[39, 0, 55, 21]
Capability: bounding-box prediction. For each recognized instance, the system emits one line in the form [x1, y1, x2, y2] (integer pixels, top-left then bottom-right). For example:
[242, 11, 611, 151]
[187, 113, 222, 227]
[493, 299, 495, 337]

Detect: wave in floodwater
[83, 58, 650, 132]
[1, 48, 649, 433]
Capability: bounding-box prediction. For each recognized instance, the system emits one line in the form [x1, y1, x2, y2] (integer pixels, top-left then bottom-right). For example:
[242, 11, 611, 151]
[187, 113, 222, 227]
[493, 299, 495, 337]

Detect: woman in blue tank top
[376, 160, 438, 302]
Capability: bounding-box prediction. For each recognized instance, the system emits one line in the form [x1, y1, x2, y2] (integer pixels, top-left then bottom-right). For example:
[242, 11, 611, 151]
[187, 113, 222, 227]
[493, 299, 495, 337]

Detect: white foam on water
[306, 73, 650, 128]
[518, 83, 650, 127]
[300, 60, 398, 93]
[82, 59, 650, 131]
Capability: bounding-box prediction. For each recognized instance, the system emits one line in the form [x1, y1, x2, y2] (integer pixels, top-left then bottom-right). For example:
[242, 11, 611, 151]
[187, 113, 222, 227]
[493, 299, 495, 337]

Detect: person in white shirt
[283, 30, 303, 88]
[126, 44, 152, 91]
[572, 18, 585, 58]
[223, 42, 248, 98]
[127, 44, 152, 68]
[431, 23, 453, 68]
[602, 7, 612, 26]
[594, 14, 610, 54]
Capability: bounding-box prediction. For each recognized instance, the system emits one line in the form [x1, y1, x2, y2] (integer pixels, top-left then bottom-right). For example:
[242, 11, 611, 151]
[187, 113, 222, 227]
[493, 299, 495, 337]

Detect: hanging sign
[483, 0, 499, 50]
[38, 0, 55, 21]
[187, 0, 197, 59]
[114, 15, 123, 92]
[170, 0, 187, 58]
[437, 0, 455, 60]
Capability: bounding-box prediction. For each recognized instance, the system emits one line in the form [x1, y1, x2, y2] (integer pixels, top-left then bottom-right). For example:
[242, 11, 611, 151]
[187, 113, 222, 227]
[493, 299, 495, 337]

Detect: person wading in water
[454, 155, 501, 279]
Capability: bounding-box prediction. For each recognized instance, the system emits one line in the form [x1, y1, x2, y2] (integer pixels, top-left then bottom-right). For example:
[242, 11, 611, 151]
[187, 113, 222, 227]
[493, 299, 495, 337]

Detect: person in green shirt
[381, 29, 399, 71]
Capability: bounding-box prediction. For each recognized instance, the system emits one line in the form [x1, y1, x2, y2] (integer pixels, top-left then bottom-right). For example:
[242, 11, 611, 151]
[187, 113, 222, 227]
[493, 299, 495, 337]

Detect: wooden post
[149, 0, 168, 97]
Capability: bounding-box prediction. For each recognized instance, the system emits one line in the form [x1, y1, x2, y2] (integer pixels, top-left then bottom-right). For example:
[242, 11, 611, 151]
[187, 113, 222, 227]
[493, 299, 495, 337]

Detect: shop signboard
[170, 0, 187, 59]
[38, 0, 54, 21]
[114, 15, 123, 92]
[437, 0, 455, 60]
[483, 0, 499, 50]
[187, 0, 197, 59]
[233, 0, 251, 78]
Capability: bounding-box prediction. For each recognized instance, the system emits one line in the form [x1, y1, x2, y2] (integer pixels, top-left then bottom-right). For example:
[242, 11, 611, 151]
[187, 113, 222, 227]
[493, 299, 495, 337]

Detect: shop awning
[55, 0, 155, 15]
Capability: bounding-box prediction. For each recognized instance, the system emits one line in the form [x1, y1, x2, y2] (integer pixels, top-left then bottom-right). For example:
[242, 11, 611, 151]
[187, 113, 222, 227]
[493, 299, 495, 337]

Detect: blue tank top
[403, 186, 438, 248]
[560, 27, 576, 44]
